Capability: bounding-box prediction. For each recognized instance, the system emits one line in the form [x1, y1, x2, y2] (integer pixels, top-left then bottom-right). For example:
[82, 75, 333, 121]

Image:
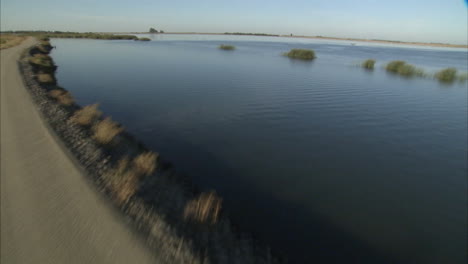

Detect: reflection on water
[51, 35, 467, 264]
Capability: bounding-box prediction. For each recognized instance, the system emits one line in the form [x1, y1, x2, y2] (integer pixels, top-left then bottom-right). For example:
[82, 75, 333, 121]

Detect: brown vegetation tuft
[48, 89, 63, 98]
[37, 73, 55, 84]
[48, 89, 74, 105]
[114, 170, 140, 204]
[29, 54, 55, 68]
[104, 152, 158, 204]
[104, 156, 141, 205]
[92, 117, 124, 144]
[184, 191, 222, 224]
[132, 152, 158, 176]
[70, 104, 102, 126]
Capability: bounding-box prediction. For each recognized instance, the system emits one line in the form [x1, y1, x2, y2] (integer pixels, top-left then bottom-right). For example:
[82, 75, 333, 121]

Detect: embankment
[1, 38, 158, 264]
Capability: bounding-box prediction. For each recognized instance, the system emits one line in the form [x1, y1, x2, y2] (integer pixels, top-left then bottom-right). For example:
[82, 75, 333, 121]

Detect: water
[50, 35, 467, 264]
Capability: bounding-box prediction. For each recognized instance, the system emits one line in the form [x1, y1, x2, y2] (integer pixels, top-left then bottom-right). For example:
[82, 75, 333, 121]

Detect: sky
[1, 0, 467, 44]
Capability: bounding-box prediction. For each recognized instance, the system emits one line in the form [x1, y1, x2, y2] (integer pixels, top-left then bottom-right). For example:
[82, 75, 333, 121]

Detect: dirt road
[1, 38, 158, 263]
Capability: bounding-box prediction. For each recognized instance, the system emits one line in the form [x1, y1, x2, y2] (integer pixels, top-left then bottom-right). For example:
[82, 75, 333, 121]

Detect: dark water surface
[50, 35, 467, 264]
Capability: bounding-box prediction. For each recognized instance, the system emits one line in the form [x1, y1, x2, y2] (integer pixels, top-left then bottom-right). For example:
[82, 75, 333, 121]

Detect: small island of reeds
[385, 60, 425, 77]
[135, 37, 151, 41]
[219, 44, 235, 50]
[434, 68, 458, 83]
[135, 38, 151, 41]
[284, 49, 316, 60]
[361, 59, 376, 69]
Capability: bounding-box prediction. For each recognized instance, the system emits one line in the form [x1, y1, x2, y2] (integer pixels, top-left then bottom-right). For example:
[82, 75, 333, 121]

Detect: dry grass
[184, 192, 222, 224]
[132, 152, 158, 176]
[104, 156, 141, 204]
[70, 104, 102, 126]
[37, 40, 53, 53]
[29, 54, 55, 68]
[114, 170, 140, 204]
[92, 117, 124, 144]
[103, 152, 157, 204]
[48, 89, 74, 105]
[37, 73, 55, 84]
[0, 34, 26, 49]
[116, 156, 130, 175]
[48, 89, 63, 98]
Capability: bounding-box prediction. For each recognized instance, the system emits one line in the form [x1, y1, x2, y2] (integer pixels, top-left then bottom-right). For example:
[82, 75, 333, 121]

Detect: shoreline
[18, 39, 282, 263]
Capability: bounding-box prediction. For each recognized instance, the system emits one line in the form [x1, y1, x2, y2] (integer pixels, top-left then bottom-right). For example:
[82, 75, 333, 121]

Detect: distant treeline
[1, 31, 138, 40]
[224, 32, 279, 37]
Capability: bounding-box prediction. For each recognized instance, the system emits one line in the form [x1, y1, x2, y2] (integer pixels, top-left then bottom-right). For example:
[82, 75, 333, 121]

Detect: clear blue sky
[1, 0, 467, 44]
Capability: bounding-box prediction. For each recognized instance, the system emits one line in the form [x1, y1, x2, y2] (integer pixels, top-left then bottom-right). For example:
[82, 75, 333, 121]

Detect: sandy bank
[0, 38, 158, 264]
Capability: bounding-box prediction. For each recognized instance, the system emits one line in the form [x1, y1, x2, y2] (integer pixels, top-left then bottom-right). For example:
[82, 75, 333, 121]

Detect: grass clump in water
[92, 117, 124, 145]
[385, 60, 426, 77]
[397, 64, 417, 76]
[70, 104, 102, 126]
[362, 59, 376, 69]
[136, 37, 151, 41]
[385, 60, 406, 73]
[435, 68, 458, 83]
[284, 49, 316, 60]
[458, 72, 468, 82]
[219, 44, 235, 50]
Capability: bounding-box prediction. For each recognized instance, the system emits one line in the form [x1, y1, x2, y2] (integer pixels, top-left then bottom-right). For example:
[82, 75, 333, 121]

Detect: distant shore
[286, 35, 468, 49]
[130, 32, 468, 49]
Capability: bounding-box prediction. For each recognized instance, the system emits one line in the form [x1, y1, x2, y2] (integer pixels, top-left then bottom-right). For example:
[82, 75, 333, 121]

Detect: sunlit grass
[132, 152, 158, 176]
[184, 191, 222, 224]
[29, 54, 55, 71]
[48, 89, 74, 105]
[37, 73, 55, 84]
[70, 104, 102, 126]
[92, 117, 124, 144]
